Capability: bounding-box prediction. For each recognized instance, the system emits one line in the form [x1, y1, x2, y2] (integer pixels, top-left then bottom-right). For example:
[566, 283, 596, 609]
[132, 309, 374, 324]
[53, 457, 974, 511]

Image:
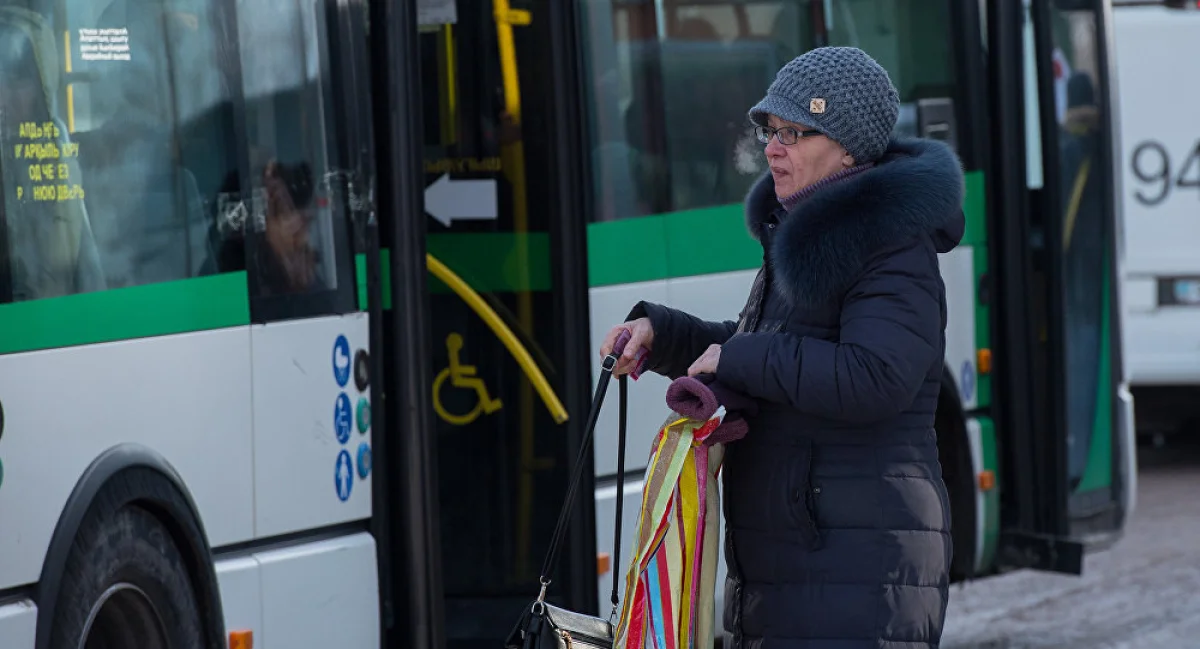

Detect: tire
[48, 469, 205, 649]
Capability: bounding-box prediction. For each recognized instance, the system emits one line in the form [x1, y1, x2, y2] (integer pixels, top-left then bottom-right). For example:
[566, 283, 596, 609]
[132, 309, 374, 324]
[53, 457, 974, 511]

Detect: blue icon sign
[334, 393, 352, 444]
[961, 359, 976, 401]
[333, 335, 351, 387]
[357, 442, 372, 480]
[335, 450, 353, 502]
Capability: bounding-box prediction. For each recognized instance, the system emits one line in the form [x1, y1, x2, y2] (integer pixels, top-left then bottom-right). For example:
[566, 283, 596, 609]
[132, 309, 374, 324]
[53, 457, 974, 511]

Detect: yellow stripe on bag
[677, 449, 700, 643]
[617, 424, 680, 642]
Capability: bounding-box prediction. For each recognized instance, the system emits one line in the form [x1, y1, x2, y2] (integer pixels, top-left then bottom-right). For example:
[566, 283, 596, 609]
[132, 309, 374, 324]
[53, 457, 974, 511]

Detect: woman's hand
[600, 317, 654, 376]
[688, 344, 722, 377]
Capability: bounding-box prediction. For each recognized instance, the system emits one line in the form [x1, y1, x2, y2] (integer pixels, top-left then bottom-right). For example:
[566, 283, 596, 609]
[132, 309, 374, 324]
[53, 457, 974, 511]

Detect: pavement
[942, 440, 1200, 649]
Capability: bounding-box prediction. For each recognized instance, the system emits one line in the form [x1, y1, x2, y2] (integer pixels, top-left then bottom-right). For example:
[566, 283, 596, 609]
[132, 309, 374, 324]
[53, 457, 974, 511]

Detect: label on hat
[810, 98, 826, 114]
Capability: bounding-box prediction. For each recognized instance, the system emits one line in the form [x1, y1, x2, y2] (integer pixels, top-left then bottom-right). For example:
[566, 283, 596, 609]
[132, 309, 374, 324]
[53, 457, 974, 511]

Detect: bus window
[68, 0, 233, 290]
[235, 0, 357, 319]
[819, 0, 956, 141]
[0, 1, 239, 302]
[580, 1, 816, 221]
[580, 0, 955, 224]
[1048, 5, 1110, 492]
[0, 9, 104, 301]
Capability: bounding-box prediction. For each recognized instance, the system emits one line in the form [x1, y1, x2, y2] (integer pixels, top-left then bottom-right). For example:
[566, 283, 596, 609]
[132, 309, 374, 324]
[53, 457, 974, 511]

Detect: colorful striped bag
[613, 406, 726, 649]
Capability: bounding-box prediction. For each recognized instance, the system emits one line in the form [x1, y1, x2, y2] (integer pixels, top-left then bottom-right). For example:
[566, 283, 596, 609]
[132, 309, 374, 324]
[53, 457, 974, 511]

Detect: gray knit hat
[749, 46, 900, 164]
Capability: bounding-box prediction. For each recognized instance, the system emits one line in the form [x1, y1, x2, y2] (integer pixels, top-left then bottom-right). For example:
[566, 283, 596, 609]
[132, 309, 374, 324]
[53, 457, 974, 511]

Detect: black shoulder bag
[504, 332, 633, 649]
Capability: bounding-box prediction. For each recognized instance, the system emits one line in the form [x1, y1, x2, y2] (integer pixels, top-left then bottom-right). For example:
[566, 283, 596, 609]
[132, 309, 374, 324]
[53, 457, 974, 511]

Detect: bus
[1110, 0, 1200, 442]
[0, 1, 1133, 649]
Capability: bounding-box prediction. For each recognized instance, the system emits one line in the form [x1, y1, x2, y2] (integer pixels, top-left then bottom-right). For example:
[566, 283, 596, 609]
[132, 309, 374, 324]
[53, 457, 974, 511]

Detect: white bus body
[1113, 4, 1200, 436]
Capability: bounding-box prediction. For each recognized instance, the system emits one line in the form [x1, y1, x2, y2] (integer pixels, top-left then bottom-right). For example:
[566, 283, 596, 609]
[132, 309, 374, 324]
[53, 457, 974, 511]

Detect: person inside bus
[199, 158, 323, 296]
[600, 46, 963, 649]
[257, 159, 321, 295]
[0, 13, 105, 301]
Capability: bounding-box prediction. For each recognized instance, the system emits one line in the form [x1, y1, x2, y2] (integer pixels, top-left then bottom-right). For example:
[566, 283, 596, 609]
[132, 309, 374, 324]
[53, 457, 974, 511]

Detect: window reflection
[234, 0, 344, 302]
[580, 0, 953, 222]
[1050, 7, 1107, 488]
[0, 0, 239, 302]
[0, 10, 105, 300]
[822, 0, 954, 138]
[80, 1, 220, 289]
[0, 0, 353, 310]
[258, 160, 321, 295]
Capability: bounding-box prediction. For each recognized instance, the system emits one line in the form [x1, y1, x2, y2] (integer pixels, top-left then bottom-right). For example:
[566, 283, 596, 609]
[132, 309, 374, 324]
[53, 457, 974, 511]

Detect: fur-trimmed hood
[744, 137, 966, 310]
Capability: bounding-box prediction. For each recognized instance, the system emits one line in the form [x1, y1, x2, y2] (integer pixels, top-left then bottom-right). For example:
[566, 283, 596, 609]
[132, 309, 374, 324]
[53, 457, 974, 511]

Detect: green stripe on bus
[355, 249, 393, 311]
[979, 415, 1000, 571]
[1076, 263, 1113, 492]
[427, 232, 551, 293]
[964, 172, 991, 408]
[355, 232, 553, 309]
[586, 170, 986, 287]
[962, 171, 987, 247]
[0, 272, 250, 355]
[586, 215, 672, 286]
[586, 204, 759, 287]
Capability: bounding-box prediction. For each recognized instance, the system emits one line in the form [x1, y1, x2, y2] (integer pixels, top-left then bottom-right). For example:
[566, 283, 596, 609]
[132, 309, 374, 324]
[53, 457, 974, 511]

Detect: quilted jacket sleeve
[716, 239, 942, 423]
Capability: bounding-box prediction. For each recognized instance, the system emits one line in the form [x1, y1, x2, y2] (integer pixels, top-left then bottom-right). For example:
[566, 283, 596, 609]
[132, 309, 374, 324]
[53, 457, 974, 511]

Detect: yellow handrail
[492, 0, 540, 581]
[492, 0, 530, 120]
[426, 253, 569, 424]
[1063, 156, 1091, 252]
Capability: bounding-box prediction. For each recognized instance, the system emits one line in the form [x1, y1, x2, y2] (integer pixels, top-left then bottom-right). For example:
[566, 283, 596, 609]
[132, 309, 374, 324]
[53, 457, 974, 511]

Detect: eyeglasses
[755, 125, 821, 145]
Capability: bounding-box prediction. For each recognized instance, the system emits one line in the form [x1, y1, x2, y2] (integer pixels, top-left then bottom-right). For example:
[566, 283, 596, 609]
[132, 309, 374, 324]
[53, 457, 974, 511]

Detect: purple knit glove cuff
[665, 376, 719, 420]
[664, 375, 751, 445]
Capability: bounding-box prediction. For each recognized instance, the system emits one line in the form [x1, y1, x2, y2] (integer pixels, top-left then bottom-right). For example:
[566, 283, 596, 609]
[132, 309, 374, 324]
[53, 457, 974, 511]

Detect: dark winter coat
[627, 138, 965, 648]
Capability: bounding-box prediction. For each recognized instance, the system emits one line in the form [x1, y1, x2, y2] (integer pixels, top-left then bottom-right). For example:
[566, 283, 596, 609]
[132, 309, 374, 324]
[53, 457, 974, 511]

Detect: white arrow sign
[425, 173, 498, 227]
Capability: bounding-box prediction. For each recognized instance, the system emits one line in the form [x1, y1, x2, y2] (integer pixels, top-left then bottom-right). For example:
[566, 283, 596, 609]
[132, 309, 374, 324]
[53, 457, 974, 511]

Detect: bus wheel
[48, 475, 204, 649]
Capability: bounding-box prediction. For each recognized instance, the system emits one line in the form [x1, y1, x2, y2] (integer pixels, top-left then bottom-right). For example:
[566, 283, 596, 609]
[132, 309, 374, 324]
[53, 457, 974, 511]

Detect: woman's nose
[764, 136, 786, 158]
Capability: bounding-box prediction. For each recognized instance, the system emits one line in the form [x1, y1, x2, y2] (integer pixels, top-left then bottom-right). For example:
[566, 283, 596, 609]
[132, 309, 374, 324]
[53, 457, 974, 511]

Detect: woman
[600, 46, 964, 648]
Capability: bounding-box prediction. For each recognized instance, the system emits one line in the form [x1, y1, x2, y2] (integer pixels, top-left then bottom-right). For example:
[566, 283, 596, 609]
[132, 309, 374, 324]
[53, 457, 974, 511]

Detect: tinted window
[1049, 3, 1110, 489]
[232, 0, 357, 318]
[0, 1, 241, 301]
[0, 0, 356, 321]
[821, 0, 955, 139]
[579, 0, 954, 222]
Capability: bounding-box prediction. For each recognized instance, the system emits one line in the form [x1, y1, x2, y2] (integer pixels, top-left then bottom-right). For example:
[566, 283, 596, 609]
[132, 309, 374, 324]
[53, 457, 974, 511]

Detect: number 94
[1131, 140, 1200, 206]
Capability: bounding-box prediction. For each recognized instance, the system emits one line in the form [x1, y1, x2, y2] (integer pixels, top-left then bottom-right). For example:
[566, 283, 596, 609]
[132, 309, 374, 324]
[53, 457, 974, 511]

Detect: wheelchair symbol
[433, 333, 502, 426]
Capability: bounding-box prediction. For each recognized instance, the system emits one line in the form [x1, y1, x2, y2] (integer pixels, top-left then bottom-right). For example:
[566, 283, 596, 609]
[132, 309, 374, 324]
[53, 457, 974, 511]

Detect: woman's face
[763, 114, 854, 198]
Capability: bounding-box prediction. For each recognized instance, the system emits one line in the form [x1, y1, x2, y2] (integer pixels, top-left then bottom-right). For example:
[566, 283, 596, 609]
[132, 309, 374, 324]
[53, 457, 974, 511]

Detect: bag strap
[534, 329, 632, 620]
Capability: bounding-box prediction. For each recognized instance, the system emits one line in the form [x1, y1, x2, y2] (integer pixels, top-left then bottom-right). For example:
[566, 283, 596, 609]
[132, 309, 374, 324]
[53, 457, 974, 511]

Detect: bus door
[988, 0, 1134, 573]
[385, 2, 596, 648]
[1048, 0, 1135, 545]
[1034, 0, 1134, 546]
